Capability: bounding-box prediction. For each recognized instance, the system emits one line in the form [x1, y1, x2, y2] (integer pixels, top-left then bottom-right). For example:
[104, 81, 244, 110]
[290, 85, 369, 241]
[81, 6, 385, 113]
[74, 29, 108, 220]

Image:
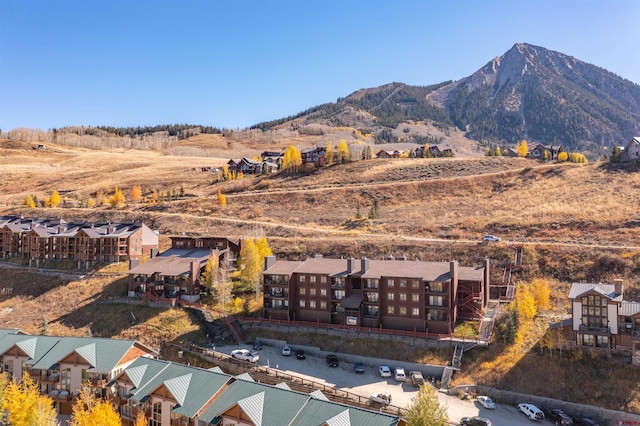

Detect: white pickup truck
[230, 349, 259, 363]
[370, 392, 392, 406]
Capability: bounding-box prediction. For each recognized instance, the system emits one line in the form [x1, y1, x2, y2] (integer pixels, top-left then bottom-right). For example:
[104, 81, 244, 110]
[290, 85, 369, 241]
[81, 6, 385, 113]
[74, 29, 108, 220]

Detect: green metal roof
[0, 334, 156, 375]
[125, 358, 232, 418]
[289, 399, 401, 426]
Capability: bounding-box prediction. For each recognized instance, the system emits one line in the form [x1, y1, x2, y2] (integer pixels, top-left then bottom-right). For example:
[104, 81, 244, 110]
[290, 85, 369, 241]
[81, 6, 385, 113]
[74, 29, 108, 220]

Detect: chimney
[449, 260, 459, 289]
[129, 259, 139, 269]
[347, 257, 356, 273]
[614, 279, 623, 299]
[264, 255, 276, 271]
[361, 257, 370, 274]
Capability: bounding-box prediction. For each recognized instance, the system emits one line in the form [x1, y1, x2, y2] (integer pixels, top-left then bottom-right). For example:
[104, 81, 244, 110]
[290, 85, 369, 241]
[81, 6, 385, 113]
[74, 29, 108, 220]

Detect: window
[387, 293, 394, 301]
[412, 307, 420, 316]
[430, 281, 443, 292]
[399, 307, 407, 315]
[366, 279, 379, 289]
[151, 402, 162, 426]
[320, 301, 327, 309]
[300, 275, 306, 282]
[399, 293, 407, 301]
[387, 306, 395, 314]
[412, 280, 420, 289]
[299, 288, 306, 295]
[320, 288, 327, 296]
[334, 290, 345, 300]
[412, 293, 420, 302]
[310, 275, 316, 283]
[427, 310, 446, 321]
[365, 292, 378, 302]
[321, 276, 327, 283]
[300, 300, 306, 308]
[399, 279, 407, 288]
[581, 294, 608, 328]
[429, 295, 444, 306]
[310, 300, 316, 308]
[367, 305, 379, 316]
[388, 279, 395, 288]
[310, 288, 316, 296]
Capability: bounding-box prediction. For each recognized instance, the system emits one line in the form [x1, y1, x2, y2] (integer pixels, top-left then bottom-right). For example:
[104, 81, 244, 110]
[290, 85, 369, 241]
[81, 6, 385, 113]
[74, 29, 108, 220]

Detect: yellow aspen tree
[201, 256, 217, 289]
[130, 185, 142, 203]
[50, 190, 61, 208]
[325, 142, 334, 165]
[516, 140, 528, 157]
[4, 373, 57, 426]
[282, 145, 302, 172]
[495, 146, 502, 156]
[150, 189, 159, 204]
[530, 278, 551, 311]
[70, 388, 122, 426]
[516, 284, 537, 322]
[87, 198, 96, 208]
[217, 188, 226, 206]
[24, 195, 36, 208]
[238, 238, 262, 298]
[558, 151, 568, 162]
[44, 197, 52, 208]
[133, 410, 147, 426]
[424, 143, 433, 158]
[255, 237, 272, 260]
[337, 140, 350, 163]
[108, 186, 126, 208]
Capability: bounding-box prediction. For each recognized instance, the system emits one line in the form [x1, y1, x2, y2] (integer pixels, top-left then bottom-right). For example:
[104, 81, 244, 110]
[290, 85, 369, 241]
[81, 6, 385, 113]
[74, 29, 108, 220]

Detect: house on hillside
[263, 255, 490, 335]
[502, 147, 519, 157]
[301, 147, 327, 166]
[413, 145, 444, 158]
[376, 149, 404, 159]
[553, 279, 640, 365]
[127, 236, 242, 303]
[530, 143, 564, 160]
[622, 137, 640, 162]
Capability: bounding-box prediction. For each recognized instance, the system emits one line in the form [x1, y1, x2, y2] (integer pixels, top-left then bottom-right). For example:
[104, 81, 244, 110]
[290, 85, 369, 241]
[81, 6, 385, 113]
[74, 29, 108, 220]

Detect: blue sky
[1, 0, 638, 131]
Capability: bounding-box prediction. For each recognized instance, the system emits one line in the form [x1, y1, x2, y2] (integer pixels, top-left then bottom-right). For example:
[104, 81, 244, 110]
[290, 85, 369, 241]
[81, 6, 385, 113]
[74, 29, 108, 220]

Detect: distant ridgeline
[3, 124, 222, 150]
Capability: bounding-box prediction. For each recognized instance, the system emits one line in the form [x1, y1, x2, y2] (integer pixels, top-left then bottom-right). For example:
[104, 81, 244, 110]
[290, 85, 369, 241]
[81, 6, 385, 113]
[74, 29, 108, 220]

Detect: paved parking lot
[216, 343, 550, 425]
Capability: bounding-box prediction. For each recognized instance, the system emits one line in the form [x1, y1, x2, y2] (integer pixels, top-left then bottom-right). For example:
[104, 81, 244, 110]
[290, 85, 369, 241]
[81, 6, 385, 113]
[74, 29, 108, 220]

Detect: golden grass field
[1, 133, 640, 413]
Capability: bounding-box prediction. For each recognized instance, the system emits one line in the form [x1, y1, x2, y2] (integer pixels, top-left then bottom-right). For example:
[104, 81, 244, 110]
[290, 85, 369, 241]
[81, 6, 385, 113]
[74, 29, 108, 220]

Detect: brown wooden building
[263, 255, 489, 335]
[0, 215, 158, 268]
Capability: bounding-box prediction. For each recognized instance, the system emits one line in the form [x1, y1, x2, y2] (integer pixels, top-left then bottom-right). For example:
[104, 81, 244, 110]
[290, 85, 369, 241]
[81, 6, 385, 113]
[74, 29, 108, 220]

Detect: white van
[518, 403, 545, 421]
[394, 367, 406, 382]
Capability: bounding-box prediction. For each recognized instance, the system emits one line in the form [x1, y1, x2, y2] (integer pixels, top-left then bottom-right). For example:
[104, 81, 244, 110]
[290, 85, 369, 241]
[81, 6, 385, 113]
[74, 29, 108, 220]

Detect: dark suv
[460, 416, 492, 426]
[326, 354, 339, 367]
[547, 408, 573, 425]
[574, 419, 600, 426]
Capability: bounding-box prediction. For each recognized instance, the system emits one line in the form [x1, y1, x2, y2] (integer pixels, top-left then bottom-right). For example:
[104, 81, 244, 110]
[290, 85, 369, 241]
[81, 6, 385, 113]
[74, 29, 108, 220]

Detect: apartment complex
[127, 236, 242, 303]
[0, 215, 158, 268]
[0, 330, 404, 425]
[263, 255, 490, 335]
[0, 330, 157, 415]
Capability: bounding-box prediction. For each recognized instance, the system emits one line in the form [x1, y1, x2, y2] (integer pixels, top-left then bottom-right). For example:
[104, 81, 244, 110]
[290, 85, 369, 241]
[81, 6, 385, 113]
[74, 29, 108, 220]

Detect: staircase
[451, 345, 464, 370]
[440, 367, 454, 390]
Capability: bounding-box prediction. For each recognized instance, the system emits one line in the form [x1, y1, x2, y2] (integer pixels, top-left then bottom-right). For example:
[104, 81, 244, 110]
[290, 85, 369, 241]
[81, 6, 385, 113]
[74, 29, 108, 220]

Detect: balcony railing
[578, 325, 610, 335]
[265, 292, 288, 298]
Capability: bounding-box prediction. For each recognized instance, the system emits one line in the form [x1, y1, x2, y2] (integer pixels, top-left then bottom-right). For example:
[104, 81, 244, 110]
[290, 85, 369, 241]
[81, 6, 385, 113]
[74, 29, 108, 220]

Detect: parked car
[230, 349, 259, 363]
[409, 371, 424, 387]
[460, 416, 492, 426]
[354, 362, 365, 374]
[476, 395, 496, 409]
[547, 408, 573, 425]
[482, 235, 502, 242]
[295, 349, 306, 360]
[574, 419, 600, 426]
[326, 354, 339, 367]
[369, 392, 392, 406]
[281, 345, 291, 356]
[253, 339, 262, 350]
[378, 365, 392, 378]
[518, 403, 545, 421]
[394, 367, 406, 382]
